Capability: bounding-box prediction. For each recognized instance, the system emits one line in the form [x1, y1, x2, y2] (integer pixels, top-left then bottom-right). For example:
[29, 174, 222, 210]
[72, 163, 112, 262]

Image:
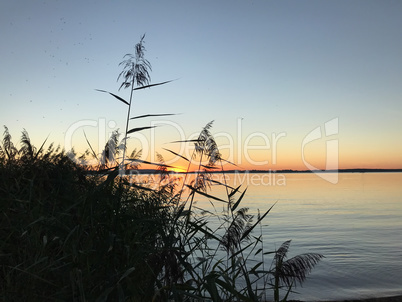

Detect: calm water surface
[193, 172, 402, 301]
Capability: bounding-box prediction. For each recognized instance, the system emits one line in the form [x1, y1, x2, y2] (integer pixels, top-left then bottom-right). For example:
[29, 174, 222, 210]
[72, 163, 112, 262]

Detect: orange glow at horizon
[167, 166, 187, 173]
[68, 130, 402, 172]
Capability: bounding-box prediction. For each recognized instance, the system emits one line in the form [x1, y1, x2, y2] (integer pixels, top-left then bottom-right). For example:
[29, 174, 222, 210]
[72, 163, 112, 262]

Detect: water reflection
[190, 172, 402, 300]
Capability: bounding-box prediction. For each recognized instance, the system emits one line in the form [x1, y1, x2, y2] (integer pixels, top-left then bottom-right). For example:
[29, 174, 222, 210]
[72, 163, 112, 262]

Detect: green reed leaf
[206, 178, 240, 191]
[83, 130, 98, 160]
[118, 267, 135, 283]
[168, 139, 203, 144]
[185, 184, 228, 203]
[240, 201, 276, 241]
[163, 148, 189, 162]
[128, 158, 174, 168]
[95, 89, 129, 105]
[34, 134, 49, 161]
[130, 113, 177, 120]
[229, 185, 242, 198]
[126, 126, 156, 134]
[220, 158, 238, 167]
[133, 79, 174, 90]
[231, 187, 247, 212]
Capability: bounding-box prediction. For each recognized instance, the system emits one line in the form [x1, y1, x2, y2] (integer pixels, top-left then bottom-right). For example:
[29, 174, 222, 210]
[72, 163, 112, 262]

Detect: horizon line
[126, 168, 402, 175]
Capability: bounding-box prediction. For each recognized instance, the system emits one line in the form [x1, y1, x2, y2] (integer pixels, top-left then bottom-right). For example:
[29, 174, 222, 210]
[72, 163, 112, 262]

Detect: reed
[0, 35, 323, 301]
[96, 34, 173, 169]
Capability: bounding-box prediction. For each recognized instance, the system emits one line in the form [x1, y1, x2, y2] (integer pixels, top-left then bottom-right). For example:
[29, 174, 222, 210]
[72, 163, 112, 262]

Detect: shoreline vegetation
[0, 124, 326, 301]
[3, 131, 401, 301]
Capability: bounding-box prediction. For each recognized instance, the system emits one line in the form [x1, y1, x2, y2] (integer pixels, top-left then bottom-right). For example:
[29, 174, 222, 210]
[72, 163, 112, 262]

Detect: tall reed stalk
[117, 34, 151, 167]
[96, 34, 172, 171]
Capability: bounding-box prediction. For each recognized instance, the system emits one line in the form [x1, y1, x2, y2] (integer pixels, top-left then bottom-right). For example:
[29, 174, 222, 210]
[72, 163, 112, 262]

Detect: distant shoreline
[128, 168, 402, 175]
[314, 294, 402, 302]
[225, 168, 402, 174]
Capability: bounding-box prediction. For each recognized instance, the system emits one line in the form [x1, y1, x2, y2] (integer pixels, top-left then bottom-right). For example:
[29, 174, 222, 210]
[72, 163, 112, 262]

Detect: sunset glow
[1, 1, 401, 171]
[167, 166, 187, 173]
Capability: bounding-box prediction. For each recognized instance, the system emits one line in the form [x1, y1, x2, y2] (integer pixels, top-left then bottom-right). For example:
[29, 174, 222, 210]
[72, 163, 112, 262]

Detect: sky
[1, 0, 402, 171]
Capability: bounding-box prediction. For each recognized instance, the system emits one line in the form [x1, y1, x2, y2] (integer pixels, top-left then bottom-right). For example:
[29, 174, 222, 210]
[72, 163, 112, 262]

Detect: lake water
[189, 172, 402, 301]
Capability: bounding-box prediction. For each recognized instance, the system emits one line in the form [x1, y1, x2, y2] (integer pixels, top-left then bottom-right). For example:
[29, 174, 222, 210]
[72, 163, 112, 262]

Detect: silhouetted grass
[1, 127, 182, 301]
[1, 124, 323, 301]
[1, 35, 323, 301]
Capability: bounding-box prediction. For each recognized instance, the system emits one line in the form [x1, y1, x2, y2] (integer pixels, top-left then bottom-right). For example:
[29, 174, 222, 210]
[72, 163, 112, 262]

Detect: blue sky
[1, 0, 401, 170]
